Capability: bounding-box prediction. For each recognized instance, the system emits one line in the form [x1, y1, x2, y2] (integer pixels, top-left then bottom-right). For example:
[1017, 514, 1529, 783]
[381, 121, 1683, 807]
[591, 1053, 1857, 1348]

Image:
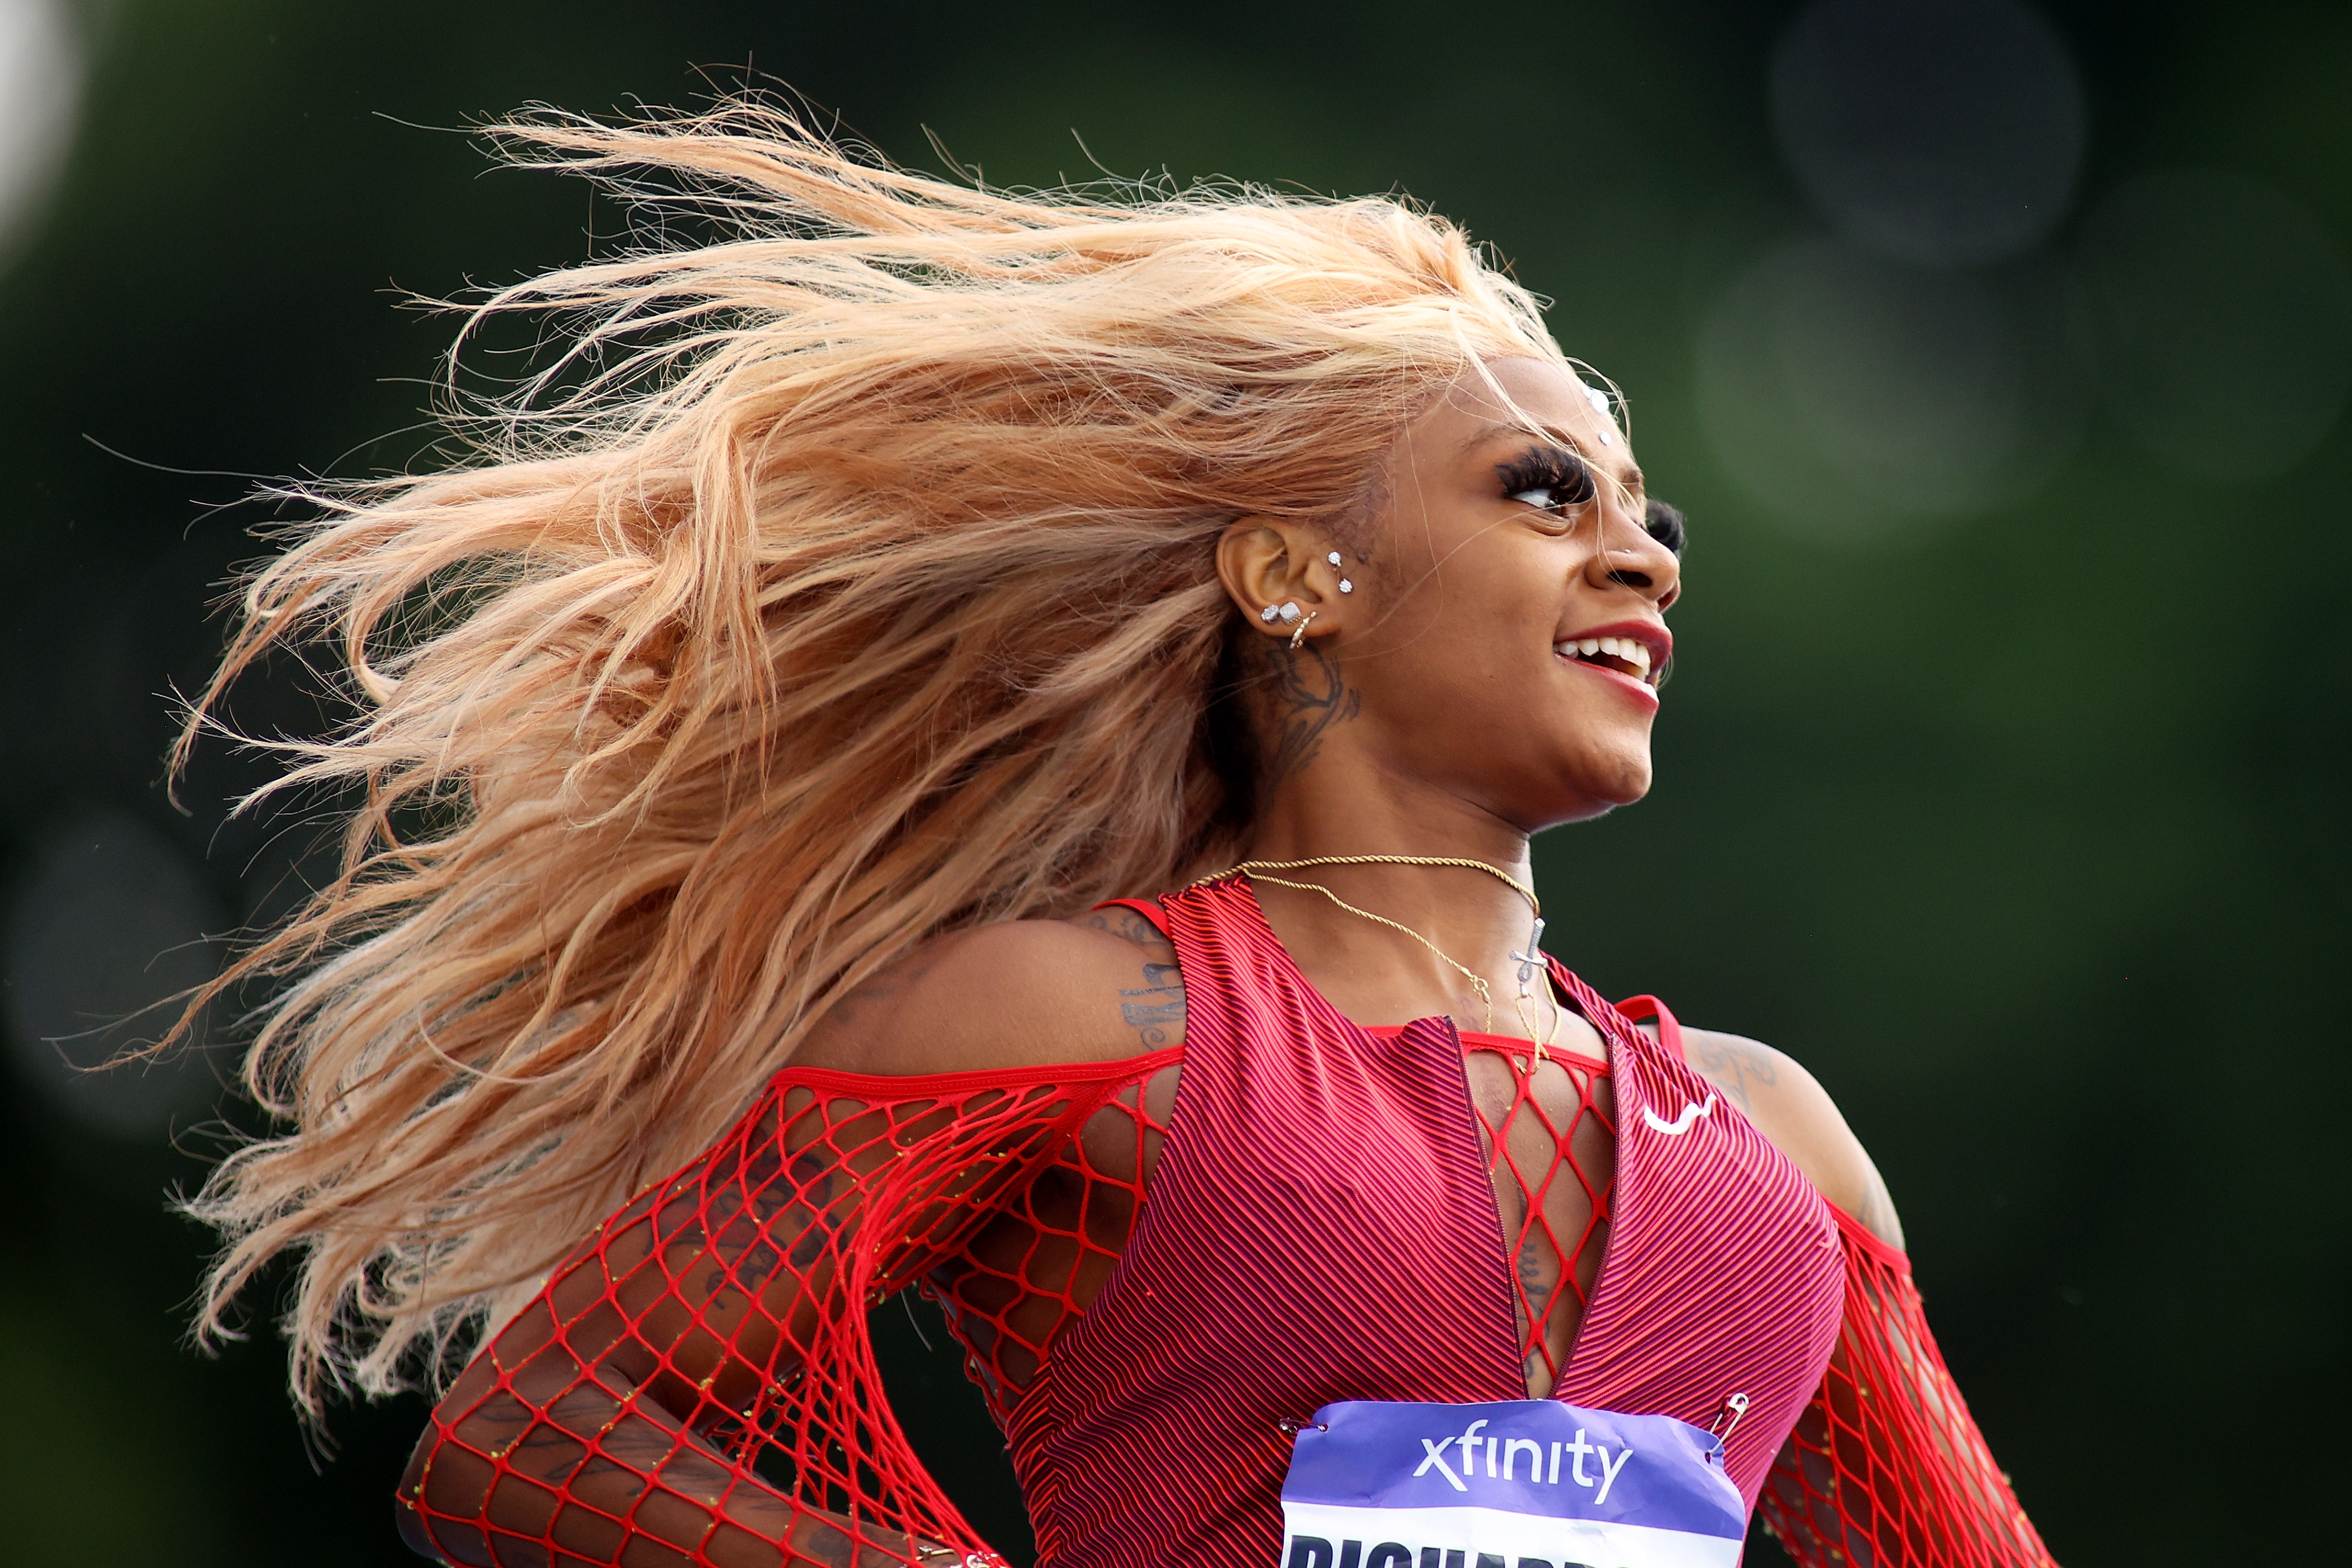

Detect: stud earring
[1288, 610, 1318, 651]
[1260, 601, 1303, 626]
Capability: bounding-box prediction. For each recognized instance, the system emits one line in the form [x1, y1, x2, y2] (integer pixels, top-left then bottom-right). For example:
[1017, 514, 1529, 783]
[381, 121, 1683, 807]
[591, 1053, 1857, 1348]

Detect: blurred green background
[2, 0, 2345, 1562]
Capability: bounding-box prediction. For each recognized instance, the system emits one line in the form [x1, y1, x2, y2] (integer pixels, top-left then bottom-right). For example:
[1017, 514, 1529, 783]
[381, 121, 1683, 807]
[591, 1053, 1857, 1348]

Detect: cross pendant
[1510, 916, 1546, 998]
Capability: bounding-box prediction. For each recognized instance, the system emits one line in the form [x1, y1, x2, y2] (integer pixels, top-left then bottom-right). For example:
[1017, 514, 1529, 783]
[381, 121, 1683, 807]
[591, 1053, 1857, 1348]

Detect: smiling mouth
[1554, 635, 1657, 685]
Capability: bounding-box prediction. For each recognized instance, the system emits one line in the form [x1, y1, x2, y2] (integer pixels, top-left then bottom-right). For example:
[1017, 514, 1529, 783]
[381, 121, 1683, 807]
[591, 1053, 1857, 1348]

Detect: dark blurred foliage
[1, 0, 2346, 1562]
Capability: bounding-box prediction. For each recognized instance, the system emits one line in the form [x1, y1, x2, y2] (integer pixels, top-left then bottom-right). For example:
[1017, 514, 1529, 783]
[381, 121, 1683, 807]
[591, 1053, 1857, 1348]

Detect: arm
[400, 1077, 1045, 1567]
[399, 914, 1185, 1568]
[1758, 1213, 2057, 1567]
[1641, 1012, 2052, 1565]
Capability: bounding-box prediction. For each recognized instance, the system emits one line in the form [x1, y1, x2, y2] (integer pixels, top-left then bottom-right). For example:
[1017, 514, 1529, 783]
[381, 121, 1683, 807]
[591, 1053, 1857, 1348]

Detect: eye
[1498, 446, 1597, 520]
[1643, 498, 1686, 556]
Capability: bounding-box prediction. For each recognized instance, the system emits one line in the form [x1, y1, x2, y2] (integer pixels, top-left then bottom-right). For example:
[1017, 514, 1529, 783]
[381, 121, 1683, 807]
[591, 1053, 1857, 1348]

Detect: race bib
[1279, 1399, 1745, 1568]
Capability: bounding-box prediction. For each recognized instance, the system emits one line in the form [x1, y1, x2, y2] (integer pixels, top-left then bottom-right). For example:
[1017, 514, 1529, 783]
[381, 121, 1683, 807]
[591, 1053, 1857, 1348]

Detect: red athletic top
[1000, 876, 1842, 1562]
[401, 874, 2059, 1568]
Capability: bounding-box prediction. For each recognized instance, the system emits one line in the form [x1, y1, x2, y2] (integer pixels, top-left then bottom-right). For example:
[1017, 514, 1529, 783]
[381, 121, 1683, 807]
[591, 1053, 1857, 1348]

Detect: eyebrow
[1461, 420, 1645, 493]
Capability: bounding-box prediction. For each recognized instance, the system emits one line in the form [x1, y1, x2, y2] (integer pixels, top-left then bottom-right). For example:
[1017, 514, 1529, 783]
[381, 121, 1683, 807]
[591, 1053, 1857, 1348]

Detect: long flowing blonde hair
[179, 100, 1567, 1410]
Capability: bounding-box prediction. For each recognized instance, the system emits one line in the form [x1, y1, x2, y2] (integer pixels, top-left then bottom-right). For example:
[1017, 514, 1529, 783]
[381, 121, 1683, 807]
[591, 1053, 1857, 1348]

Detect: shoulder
[787, 903, 1185, 1077]
[1646, 1021, 1905, 1251]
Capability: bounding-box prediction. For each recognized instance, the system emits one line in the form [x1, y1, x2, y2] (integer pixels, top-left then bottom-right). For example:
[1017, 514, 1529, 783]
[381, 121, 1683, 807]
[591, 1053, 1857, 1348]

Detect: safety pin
[1706, 1391, 1751, 1447]
[1274, 1416, 1329, 1436]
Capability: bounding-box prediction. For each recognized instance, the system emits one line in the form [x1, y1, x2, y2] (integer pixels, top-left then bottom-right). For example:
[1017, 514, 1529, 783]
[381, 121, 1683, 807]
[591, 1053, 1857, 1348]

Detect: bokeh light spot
[1696, 237, 2087, 540]
[1772, 0, 2084, 268]
[0, 0, 81, 254]
[3, 810, 226, 1140]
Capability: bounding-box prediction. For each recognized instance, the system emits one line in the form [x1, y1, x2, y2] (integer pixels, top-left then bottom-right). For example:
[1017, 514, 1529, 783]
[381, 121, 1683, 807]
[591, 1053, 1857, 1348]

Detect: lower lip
[1557, 652, 1661, 709]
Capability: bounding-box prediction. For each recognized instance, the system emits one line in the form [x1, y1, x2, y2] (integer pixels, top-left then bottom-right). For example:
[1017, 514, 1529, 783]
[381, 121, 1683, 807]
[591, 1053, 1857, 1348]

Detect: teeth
[1553, 635, 1656, 680]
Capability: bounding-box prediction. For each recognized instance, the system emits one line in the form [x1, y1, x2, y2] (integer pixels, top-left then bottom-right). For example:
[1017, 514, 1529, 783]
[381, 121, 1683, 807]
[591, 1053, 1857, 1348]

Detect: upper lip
[1552, 619, 1673, 684]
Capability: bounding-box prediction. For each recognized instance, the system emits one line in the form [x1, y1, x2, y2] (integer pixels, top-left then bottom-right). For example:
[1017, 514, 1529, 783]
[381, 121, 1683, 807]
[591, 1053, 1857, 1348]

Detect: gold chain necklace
[1230, 854, 1560, 1056]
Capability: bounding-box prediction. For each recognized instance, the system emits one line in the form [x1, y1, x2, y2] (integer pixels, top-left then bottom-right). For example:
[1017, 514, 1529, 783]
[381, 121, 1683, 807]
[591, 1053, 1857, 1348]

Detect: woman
[182, 105, 2053, 1567]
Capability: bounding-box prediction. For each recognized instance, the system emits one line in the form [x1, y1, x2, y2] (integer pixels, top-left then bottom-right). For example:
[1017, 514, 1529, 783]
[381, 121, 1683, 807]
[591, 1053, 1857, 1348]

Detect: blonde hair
[178, 100, 1567, 1410]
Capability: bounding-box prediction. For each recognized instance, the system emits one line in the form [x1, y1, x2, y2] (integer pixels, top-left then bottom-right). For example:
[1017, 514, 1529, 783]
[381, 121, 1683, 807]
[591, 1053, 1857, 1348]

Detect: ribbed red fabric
[398, 872, 2055, 1568]
[1005, 877, 1844, 1564]
[1559, 990, 1847, 1508]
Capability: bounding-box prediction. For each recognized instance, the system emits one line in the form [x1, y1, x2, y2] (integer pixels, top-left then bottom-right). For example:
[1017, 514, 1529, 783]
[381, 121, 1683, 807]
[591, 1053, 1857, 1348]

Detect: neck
[1238, 760, 1546, 1035]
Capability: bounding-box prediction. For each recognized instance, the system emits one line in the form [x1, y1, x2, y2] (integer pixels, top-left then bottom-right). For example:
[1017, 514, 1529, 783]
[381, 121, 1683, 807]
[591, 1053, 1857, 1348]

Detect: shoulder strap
[1092, 896, 1172, 940]
[1610, 992, 1685, 1060]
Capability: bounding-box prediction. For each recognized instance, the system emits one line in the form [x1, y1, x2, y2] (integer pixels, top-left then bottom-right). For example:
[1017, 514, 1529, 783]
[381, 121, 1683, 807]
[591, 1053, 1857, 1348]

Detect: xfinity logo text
[1412, 1417, 1634, 1504]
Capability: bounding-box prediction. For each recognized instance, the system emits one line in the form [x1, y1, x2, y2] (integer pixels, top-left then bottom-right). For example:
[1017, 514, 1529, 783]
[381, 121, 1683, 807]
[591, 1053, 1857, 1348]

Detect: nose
[1583, 493, 1682, 610]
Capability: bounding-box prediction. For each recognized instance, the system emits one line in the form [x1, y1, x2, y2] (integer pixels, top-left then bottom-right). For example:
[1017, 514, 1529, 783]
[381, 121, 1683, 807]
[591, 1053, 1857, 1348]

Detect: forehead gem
[1583, 382, 1617, 443]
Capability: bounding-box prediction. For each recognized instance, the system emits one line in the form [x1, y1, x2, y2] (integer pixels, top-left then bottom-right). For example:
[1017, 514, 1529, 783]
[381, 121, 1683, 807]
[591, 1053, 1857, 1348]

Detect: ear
[1214, 516, 1352, 643]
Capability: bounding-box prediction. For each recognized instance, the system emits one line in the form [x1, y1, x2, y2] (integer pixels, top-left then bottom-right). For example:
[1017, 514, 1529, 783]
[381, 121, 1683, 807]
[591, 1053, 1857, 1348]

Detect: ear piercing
[1260, 551, 1354, 646]
[1257, 601, 1319, 650]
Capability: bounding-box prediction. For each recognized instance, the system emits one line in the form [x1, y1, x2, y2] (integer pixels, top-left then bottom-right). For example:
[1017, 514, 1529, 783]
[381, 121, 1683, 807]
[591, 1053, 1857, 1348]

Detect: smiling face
[1222, 356, 1681, 834]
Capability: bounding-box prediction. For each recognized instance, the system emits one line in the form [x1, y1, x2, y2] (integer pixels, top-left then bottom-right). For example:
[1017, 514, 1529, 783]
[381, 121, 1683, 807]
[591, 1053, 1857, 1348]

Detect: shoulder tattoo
[1685, 1030, 1779, 1113]
[1081, 906, 1188, 1049]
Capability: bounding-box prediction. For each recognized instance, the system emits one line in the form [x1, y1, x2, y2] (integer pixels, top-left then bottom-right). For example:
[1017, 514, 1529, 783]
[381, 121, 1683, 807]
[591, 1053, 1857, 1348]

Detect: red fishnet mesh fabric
[923, 1064, 1176, 1428]
[1757, 1215, 2056, 1568]
[398, 1033, 1620, 1566]
[1453, 1037, 1616, 1394]
[400, 1054, 1173, 1568]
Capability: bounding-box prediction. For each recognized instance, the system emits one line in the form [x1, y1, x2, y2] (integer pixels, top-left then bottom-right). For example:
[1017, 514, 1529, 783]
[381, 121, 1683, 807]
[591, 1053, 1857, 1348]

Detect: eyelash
[1497, 447, 1597, 521]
